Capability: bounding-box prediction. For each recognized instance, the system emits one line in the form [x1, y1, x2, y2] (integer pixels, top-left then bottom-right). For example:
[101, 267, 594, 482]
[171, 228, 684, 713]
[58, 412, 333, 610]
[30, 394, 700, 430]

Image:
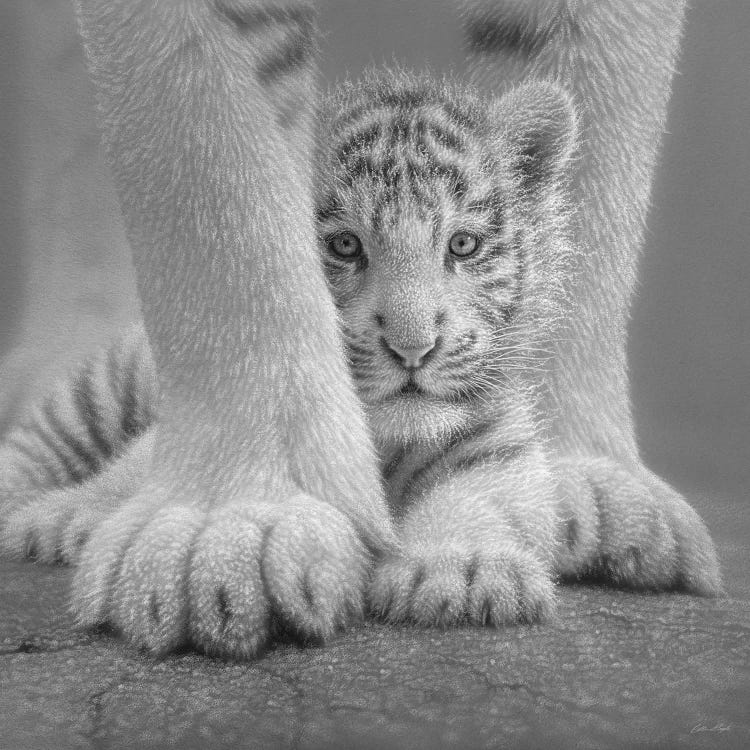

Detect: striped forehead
[335, 102, 469, 156]
[330, 101, 486, 210]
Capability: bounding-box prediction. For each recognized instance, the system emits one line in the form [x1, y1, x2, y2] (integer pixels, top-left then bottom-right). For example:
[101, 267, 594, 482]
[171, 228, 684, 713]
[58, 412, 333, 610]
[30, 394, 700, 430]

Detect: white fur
[66, 0, 394, 658]
[0, 0, 721, 659]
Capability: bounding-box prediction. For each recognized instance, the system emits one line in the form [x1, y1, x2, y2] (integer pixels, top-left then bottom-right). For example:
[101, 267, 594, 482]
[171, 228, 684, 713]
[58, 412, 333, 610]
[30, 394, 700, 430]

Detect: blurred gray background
[0, 1, 748, 509]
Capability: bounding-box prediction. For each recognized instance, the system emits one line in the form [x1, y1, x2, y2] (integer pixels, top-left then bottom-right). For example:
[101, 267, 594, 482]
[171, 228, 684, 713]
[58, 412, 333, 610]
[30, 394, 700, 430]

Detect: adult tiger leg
[71, 0, 393, 657]
[462, 0, 720, 593]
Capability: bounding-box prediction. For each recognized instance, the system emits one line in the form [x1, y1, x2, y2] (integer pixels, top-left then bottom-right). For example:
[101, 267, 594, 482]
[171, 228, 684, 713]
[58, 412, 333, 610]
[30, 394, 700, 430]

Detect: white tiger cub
[317, 72, 577, 624]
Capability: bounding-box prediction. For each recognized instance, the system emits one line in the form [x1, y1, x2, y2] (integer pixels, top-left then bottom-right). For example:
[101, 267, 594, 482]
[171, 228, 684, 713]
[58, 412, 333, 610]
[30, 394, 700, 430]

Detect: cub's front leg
[370, 447, 558, 626]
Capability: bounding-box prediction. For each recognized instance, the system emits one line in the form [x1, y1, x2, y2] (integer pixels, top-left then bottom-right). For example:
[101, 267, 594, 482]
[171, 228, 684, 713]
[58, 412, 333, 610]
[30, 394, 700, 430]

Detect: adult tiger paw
[369, 531, 556, 628]
[554, 456, 722, 596]
[72, 492, 371, 659]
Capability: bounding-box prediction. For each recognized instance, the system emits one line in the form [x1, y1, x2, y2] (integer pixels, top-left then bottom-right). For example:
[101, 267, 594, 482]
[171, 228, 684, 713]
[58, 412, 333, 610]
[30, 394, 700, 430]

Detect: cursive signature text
[690, 722, 732, 734]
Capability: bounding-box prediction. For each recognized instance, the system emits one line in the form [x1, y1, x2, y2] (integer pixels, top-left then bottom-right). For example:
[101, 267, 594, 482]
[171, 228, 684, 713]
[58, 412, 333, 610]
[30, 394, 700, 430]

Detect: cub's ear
[494, 80, 578, 191]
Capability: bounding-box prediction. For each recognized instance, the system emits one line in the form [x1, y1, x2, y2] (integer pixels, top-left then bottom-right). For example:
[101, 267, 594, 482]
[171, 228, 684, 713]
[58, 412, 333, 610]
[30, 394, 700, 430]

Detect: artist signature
[690, 722, 732, 734]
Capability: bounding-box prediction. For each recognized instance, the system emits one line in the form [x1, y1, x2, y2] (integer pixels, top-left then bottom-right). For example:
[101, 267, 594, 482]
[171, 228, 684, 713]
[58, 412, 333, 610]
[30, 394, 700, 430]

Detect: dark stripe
[72, 367, 114, 461]
[398, 423, 491, 501]
[322, 258, 352, 277]
[442, 162, 469, 199]
[398, 453, 445, 504]
[465, 15, 549, 57]
[403, 168, 435, 207]
[469, 298, 503, 328]
[457, 244, 512, 275]
[480, 275, 512, 291]
[346, 348, 375, 364]
[345, 154, 375, 180]
[335, 96, 479, 144]
[332, 104, 384, 133]
[214, 3, 315, 34]
[42, 402, 101, 476]
[465, 195, 496, 212]
[335, 122, 383, 164]
[409, 151, 472, 200]
[347, 360, 377, 374]
[370, 198, 385, 234]
[451, 444, 527, 475]
[445, 334, 478, 360]
[382, 447, 407, 482]
[506, 230, 527, 318]
[375, 181, 399, 210]
[379, 155, 398, 180]
[388, 115, 411, 147]
[426, 122, 465, 153]
[480, 241, 510, 261]
[315, 197, 343, 224]
[465, 195, 505, 230]
[372, 89, 430, 112]
[32, 418, 86, 484]
[106, 343, 125, 438]
[256, 26, 315, 84]
[336, 122, 472, 202]
[330, 91, 439, 144]
[345, 341, 374, 358]
[119, 352, 150, 440]
[467, 256, 507, 273]
[351, 369, 380, 382]
[347, 357, 377, 372]
[500, 303, 518, 325]
[411, 146, 471, 198]
[440, 101, 482, 132]
[343, 156, 402, 189]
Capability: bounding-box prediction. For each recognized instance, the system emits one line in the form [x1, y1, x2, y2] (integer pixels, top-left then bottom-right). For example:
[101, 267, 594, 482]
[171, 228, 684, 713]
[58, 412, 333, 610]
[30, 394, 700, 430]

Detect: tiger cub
[316, 71, 577, 624]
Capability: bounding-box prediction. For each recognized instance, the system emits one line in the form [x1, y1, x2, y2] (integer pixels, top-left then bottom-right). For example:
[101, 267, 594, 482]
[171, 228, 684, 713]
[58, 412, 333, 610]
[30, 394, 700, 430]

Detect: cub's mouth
[397, 380, 424, 397]
[387, 379, 466, 405]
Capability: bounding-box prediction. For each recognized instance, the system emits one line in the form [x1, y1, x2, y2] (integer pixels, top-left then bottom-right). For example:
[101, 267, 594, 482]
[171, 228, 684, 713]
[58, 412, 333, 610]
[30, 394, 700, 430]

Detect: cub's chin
[364, 394, 472, 447]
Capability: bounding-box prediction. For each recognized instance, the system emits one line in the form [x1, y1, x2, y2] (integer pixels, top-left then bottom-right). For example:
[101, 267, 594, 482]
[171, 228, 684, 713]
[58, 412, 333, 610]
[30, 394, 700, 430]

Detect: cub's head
[316, 72, 576, 446]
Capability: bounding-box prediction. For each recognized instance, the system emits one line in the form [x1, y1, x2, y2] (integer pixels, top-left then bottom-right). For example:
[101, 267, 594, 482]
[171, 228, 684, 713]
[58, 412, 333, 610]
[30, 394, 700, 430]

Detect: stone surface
[2, 494, 749, 750]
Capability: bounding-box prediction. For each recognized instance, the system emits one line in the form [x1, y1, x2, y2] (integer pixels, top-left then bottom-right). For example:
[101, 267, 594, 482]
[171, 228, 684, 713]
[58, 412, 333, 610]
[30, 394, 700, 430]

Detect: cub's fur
[317, 72, 576, 623]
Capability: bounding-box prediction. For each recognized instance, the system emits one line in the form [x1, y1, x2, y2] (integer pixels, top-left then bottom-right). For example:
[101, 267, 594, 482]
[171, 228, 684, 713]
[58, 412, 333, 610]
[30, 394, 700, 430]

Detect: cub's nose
[383, 339, 438, 369]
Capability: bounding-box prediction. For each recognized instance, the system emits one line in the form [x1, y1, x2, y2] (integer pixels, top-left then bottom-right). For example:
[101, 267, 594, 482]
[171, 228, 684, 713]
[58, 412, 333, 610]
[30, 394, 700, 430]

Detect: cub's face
[316, 77, 575, 446]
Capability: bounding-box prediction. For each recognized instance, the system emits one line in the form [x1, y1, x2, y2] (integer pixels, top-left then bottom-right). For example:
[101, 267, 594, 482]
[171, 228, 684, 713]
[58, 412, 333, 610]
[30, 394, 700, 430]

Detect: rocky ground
[1, 494, 748, 750]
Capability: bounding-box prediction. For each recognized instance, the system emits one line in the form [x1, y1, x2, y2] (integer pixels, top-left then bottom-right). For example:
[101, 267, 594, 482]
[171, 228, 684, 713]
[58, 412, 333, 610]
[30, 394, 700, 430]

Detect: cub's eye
[449, 232, 479, 257]
[328, 232, 362, 260]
